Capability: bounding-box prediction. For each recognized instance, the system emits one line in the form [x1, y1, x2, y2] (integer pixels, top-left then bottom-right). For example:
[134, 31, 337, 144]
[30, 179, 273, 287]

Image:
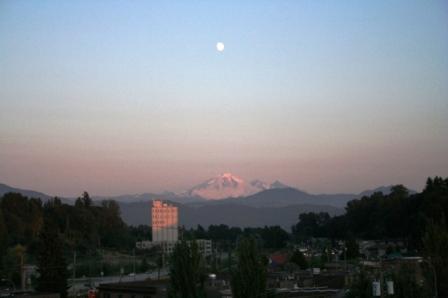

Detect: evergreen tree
[345, 237, 360, 260]
[169, 240, 206, 298]
[139, 256, 150, 273]
[423, 217, 448, 297]
[0, 208, 7, 255]
[36, 219, 68, 298]
[1, 245, 25, 287]
[231, 237, 267, 298]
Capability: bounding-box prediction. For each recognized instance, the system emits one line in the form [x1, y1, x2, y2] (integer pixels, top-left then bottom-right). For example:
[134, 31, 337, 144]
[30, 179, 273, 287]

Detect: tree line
[292, 176, 448, 297]
[1, 176, 447, 297]
[292, 177, 448, 248]
[183, 224, 290, 251]
[168, 236, 268, 298]
[0, 191, 149, 293]
[169, 176, 448, 297]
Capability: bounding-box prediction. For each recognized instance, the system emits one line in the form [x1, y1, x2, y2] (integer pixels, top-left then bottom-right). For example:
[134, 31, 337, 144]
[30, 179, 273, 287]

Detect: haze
[1, 1, 447, 197]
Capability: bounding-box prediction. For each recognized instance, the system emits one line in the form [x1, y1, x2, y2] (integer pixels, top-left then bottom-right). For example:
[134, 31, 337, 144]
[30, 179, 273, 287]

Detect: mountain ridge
[0, 182, 417, 229]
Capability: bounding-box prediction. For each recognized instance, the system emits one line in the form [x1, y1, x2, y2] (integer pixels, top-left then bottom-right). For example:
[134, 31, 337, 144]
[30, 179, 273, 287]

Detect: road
[68, 269, 169, 296]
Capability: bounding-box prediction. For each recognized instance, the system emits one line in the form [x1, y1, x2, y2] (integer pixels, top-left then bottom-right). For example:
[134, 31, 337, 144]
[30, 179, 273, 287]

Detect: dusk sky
[1, 1, 447, 197]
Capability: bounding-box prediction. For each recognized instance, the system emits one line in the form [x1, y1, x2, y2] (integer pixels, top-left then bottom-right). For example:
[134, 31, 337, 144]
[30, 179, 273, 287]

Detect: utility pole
[20, 253, 25, 290]
[73, 250, 77, 297]
[73, 250, 77, 280]
[132, 249, 136, 279]
[344, 247, 347, 272]
[227, 240, 232, 274]
[380, 258, 384, 298]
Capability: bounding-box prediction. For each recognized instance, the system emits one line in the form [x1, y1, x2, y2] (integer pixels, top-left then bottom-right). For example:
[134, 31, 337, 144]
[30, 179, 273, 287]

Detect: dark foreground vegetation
[1, 176, 447, 297]
[292, 177, 448, 250]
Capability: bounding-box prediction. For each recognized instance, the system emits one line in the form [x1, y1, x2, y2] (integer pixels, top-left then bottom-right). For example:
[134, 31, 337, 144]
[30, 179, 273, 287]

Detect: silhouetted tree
[391, 263, 431, 298]
[36, 219, 68, 298]
[260, 226, 289, 249]
[75, 191, 92, 208]
[290, 250, 308, 269]
[345, 237, 359, 260]
[292, 212, 330, 239]
[345, 270, 372, 298]
[139, 256, 150, 273]
[423, 217, 448, 297]
[169, 240, 206, 298]
[231, 237, 267, 298]
[0, 208, 7, 255]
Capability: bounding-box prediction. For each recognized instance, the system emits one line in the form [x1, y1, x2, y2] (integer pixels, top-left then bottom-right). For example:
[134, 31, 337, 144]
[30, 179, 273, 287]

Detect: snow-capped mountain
[250, 179, 270, 191]
[185, 173, 290, 200]
[186, 173, 252, 200]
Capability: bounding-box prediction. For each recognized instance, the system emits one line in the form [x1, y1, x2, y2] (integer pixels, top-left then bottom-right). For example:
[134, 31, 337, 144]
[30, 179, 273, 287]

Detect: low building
[359, 240, 407, 260]
[136, 239, 212, 257]
[136, 240, 155, 250]
[196, 239, 213, 257]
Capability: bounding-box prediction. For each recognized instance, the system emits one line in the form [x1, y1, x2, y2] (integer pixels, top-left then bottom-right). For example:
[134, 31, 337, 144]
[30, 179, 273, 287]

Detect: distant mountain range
[0, 183, 53, 201]
[184, 173, 292, 200]
[119, 200, 343, 230]
[0, 178, 416, 230]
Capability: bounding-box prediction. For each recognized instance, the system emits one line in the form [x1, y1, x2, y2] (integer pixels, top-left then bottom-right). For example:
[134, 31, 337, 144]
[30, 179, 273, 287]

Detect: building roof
[269, 253, 288, 267]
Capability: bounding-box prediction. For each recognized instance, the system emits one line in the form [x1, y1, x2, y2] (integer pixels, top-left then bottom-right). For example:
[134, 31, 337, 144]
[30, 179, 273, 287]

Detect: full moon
[216, 42, 225, 52]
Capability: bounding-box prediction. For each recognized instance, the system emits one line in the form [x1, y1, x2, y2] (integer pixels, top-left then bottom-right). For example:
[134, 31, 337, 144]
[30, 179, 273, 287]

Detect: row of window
[152, 214, 177, 218]
[152, 208, 177, 212]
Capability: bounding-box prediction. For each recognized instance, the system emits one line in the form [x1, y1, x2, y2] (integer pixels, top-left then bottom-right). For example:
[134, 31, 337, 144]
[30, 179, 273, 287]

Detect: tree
[169, 240, 206, 298]
[195, 225, 207, 239]
[231, 237, 267, 298]
[260, 226, 289, 250]
[139, 256, 150, 273]
[1, 245, 25, 287]
[391, 264, 431, 298]
[292, 212, 330, 239]
[345, 237, 359, 260]
[36, 219, 68, 298]
[75, 191, 92, 208]
[345, 270, 372, 298]
[423, 217, 448, 297]
[290, 250, 308, 269]
[0, 208, 7, 255]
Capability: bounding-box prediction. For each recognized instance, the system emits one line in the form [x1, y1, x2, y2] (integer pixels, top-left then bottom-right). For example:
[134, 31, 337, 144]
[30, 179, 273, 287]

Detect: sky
[1, 0, 447, 197]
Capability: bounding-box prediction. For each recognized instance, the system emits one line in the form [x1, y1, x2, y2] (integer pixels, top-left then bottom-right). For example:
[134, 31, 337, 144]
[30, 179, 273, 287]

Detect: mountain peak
[218, 173, 244, 184]
[270, 180, 291, 189]
[221, 172, 235, 178]
[187, 173, 247, 200]
[187, 174, 274, 200]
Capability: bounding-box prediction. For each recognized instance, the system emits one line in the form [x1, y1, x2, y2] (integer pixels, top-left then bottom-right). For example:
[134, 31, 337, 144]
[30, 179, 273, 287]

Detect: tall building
[137, 200, 212, 256]
[151, 200, 178, 242]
